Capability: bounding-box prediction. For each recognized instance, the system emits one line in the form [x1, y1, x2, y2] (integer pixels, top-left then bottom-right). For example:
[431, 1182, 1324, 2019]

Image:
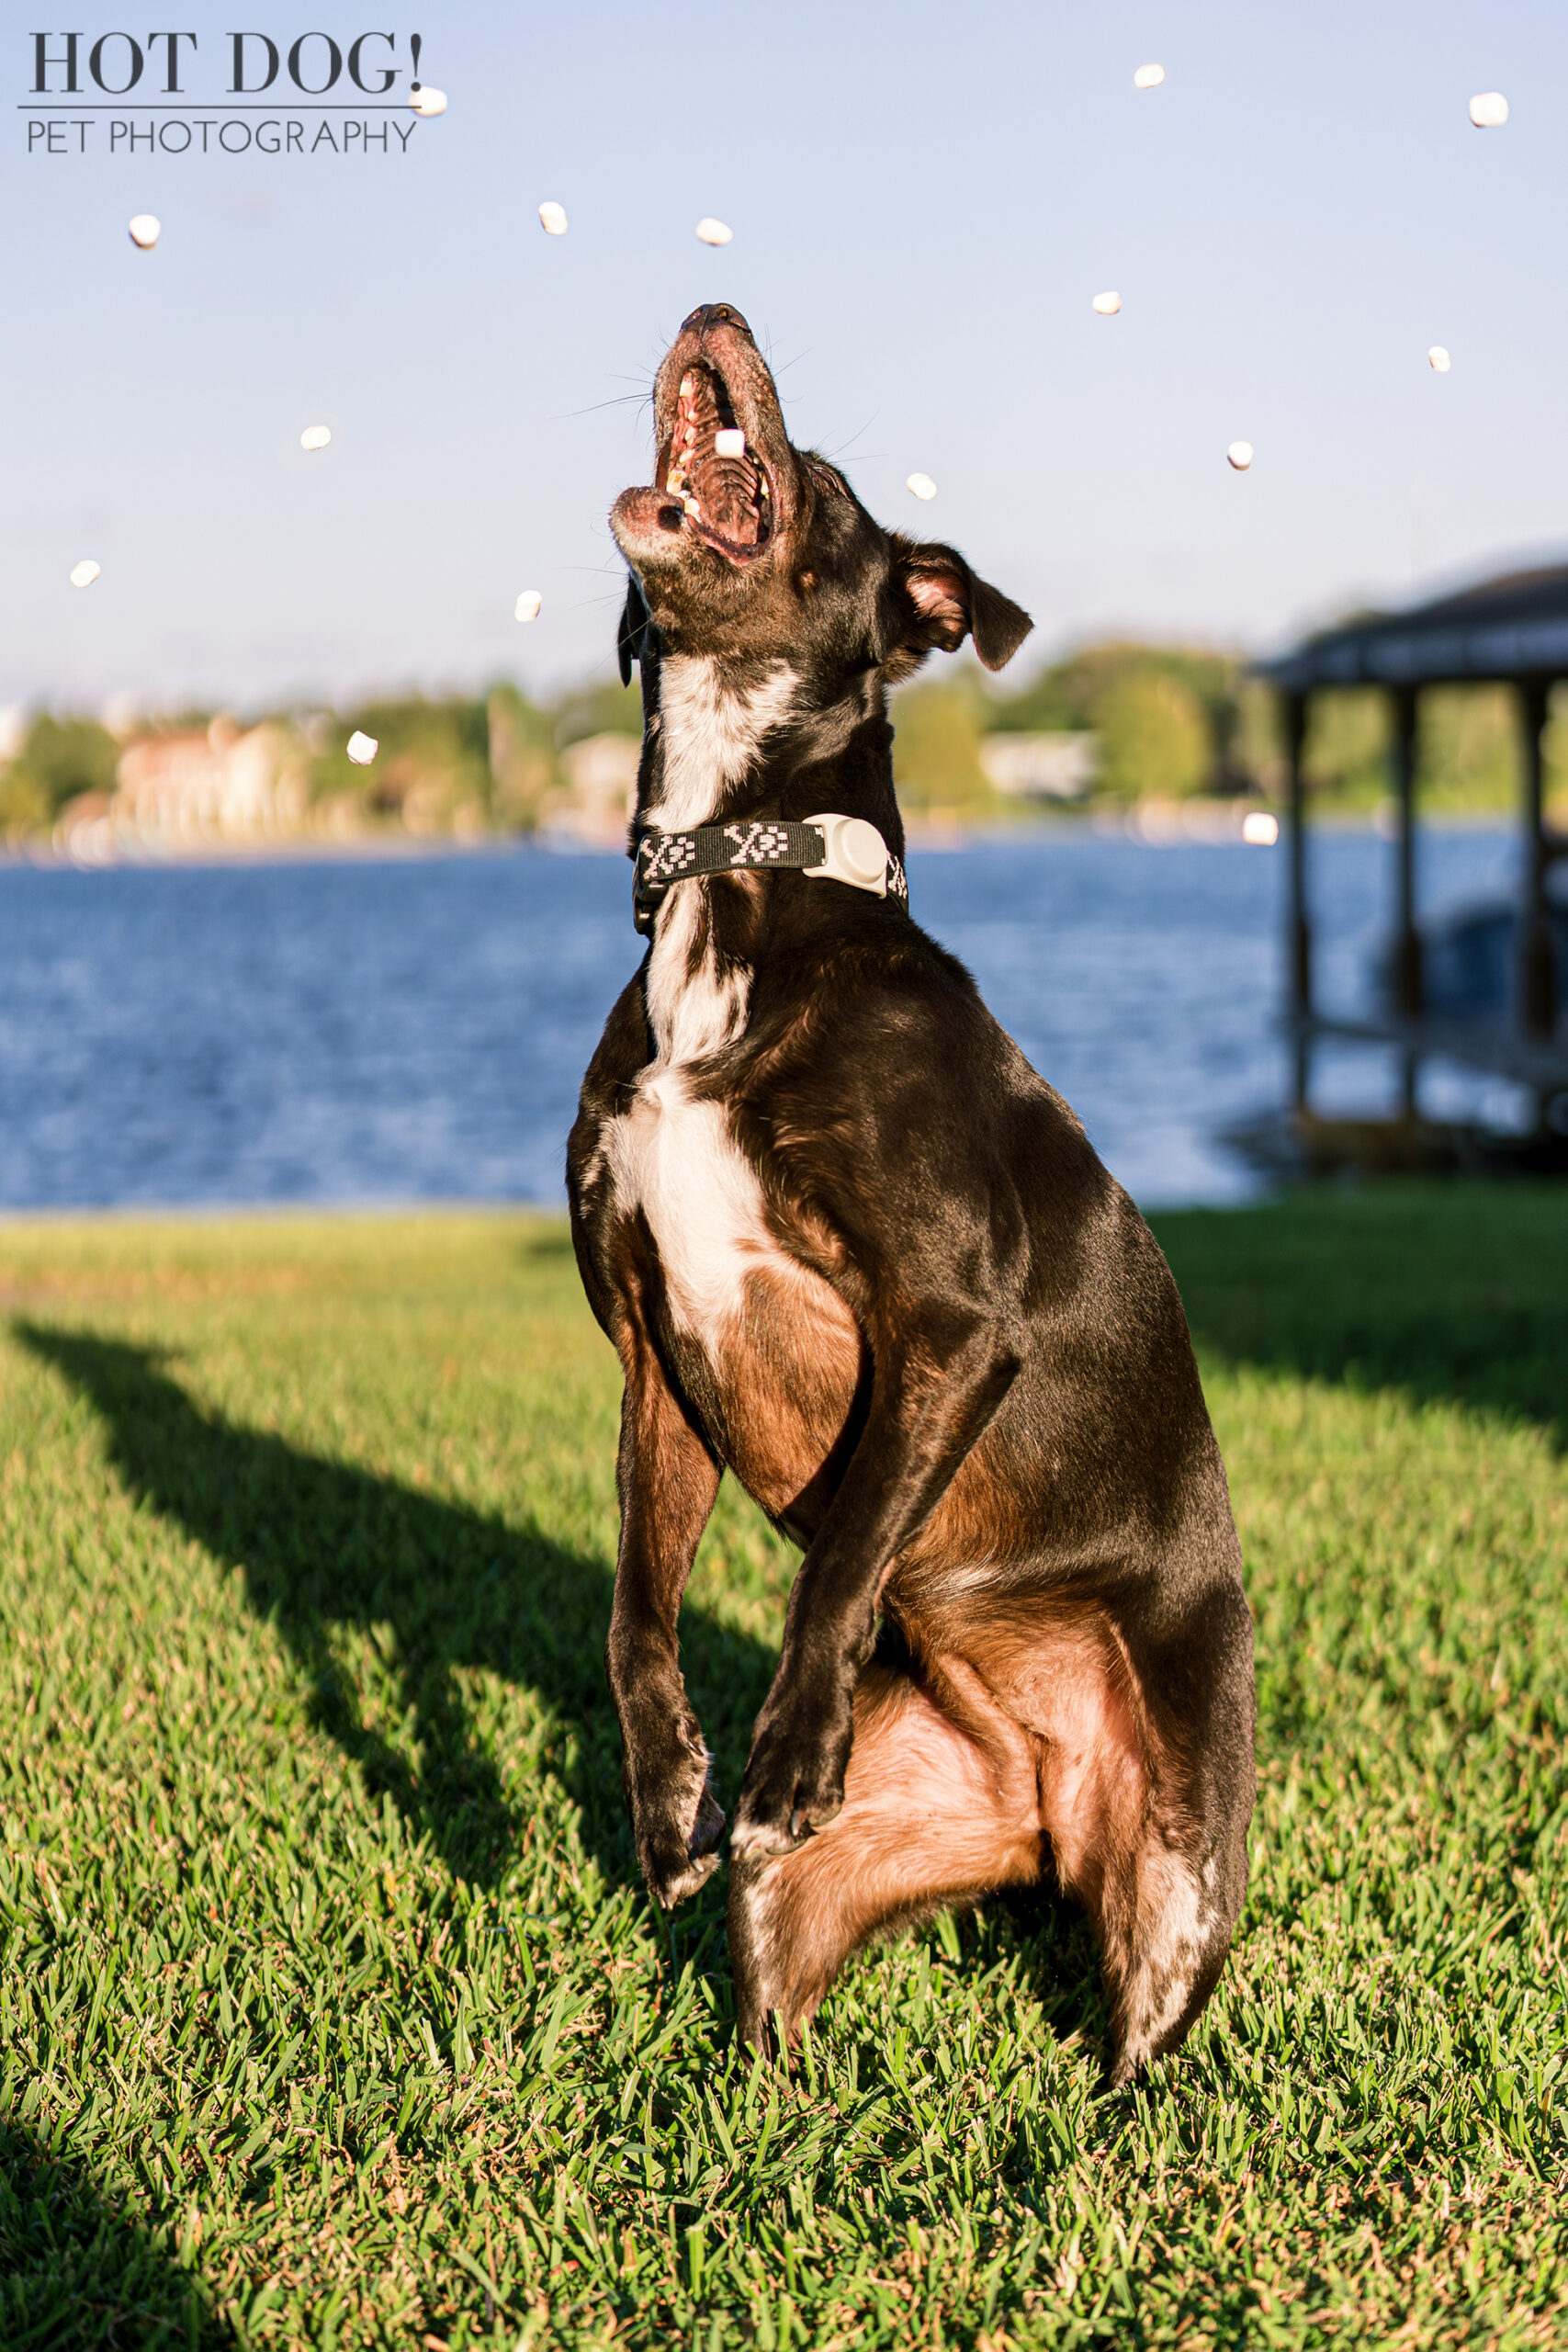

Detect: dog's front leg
[606, 1314, 726, 1909]
[731, 1320, 1020, 1857]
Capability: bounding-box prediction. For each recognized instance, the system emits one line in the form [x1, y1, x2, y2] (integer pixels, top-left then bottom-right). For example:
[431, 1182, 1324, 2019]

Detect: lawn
[1, 1187, 1564, 2350]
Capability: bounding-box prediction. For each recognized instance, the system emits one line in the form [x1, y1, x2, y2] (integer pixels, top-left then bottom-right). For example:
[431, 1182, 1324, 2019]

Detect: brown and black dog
[567, 303, 1255, 2083]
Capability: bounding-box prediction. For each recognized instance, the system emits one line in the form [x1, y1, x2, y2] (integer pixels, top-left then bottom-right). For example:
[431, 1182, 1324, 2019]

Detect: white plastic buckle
[802, 812, 889, 898]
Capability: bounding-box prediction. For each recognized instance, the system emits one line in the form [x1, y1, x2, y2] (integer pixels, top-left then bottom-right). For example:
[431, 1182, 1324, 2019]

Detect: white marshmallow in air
[1226, 441, 1254, 471]
[538, 201, 568, 235]
[299, 424, 332, 452]
[1428, 345, 1451, 372]
[695, 217, 733, 245]
[346, 730, 378, 765]
[410, 85, 447, 115]
[514, 590, 543, 623]
[69, 560, 101, 588]
[127, 213, 160, 250]
[1092, 290, 1122, 315]
[714, 429, 746, 458]
[906, 472, 937, 501]
[1133, 62, 1166, 90]
[1468, 91, 1508, 129]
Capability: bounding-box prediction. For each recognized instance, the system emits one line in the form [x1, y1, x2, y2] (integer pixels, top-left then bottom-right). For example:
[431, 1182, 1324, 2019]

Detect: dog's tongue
[705, 453, 761, 546]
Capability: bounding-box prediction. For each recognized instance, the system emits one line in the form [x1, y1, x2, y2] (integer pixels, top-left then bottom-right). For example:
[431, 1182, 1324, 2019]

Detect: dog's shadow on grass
[14, 1321, 779, 1898]
[0, 2115, 234, 2347]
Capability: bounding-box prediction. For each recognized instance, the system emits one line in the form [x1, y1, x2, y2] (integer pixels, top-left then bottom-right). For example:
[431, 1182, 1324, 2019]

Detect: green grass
[1, 1188, 1564, 2350]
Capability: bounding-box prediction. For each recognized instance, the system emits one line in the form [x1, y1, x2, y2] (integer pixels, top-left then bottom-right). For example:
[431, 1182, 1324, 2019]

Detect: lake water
[0, 826, 1521, 1213]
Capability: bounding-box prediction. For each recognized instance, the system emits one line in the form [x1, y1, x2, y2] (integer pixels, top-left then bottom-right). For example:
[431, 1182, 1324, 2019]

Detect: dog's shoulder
[569, 967, 651, 1145]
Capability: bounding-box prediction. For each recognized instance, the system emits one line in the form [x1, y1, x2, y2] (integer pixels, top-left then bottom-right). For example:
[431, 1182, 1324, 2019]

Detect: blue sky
[6, 0, 1566, 716]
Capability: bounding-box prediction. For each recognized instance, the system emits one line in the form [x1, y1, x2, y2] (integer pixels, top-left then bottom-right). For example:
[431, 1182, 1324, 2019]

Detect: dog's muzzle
[632, 815, 908, 935]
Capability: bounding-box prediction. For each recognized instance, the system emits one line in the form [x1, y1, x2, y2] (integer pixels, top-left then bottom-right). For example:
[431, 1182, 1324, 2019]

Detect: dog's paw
[730, 1714, 849, 1858]
[633, 1744, 726, 1910]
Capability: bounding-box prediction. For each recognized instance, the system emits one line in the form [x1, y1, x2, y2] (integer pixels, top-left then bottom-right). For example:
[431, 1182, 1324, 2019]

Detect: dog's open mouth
[662, 365, 773, 563]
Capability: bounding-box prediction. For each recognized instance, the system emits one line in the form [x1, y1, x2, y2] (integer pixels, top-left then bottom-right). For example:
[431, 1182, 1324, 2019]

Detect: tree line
[3, 643, 1561, 842]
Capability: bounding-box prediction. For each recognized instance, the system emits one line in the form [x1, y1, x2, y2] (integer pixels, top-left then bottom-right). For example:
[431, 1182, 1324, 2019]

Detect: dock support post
[1517, 679, 1556, 1040]
[1285, 691, 1312, 1110]
[1389, 688, 1422, 1118]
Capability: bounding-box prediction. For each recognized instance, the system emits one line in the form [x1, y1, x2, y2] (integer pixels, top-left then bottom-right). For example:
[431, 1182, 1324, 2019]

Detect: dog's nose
[681, 302, 753, 343]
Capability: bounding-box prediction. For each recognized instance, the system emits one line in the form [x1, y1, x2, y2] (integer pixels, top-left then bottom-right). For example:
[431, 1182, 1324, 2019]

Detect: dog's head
[611, 304, 1032, 691]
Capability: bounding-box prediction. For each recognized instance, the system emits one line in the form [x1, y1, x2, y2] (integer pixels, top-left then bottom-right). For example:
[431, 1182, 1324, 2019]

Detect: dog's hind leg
[728, 1641, 1044, 2048]
[1117, 1588, 1255, 2085]
[1008, 1588, 1254, 2087]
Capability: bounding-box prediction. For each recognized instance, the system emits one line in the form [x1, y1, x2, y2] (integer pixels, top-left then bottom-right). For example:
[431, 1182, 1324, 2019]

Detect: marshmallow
[514, 590, 543, 623]
[127, 213, 161, 250]
[1226, 441, 1254, 471]
[1092, 289, 1122, 315]
[906, 472, 937, 501]
[410, 85, 447, 115]
[299, 424, 333, 452]
[538, 200, 568, 235]
[1133, 62, 1165, 90]
[1427, 345, 1451, 372]
[714, 428, 746, 458]
[69, 560, 101, 588]
[346, 730, 378, 765]
[1468, 91, 1508, 129]
[1242, 811, 1279, 846]
[695, 217, 733, 245]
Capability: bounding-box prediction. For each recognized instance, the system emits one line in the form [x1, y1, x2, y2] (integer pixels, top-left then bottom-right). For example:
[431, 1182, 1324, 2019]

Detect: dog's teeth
[715, 428, 745, 458]
[683, 424, 697, 447]
[680, 372, 696, 397]
[682, 495, 701, 516]
[906, 472, 937, 501]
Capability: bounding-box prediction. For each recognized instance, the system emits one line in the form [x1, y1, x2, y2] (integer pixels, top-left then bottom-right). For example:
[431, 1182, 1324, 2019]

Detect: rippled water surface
[0, 827, 1517, 1211]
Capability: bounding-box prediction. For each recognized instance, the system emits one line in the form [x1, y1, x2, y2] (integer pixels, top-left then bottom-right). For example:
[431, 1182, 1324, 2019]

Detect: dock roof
[1260, 562, 1568, 693]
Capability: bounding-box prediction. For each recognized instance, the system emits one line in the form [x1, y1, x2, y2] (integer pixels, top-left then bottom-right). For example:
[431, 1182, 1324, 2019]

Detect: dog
[567, 303, 1255, 2083]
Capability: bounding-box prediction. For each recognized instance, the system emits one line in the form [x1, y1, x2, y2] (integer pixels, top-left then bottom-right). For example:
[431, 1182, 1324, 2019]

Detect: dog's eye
[807, 458, 847, 499]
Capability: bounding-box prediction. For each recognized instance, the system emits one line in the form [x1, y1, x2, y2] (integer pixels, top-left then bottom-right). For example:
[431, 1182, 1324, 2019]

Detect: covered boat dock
[1259, 563, 1568, 1128]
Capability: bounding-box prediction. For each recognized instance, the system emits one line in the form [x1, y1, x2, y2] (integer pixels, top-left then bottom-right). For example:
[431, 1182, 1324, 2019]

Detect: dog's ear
[891, 537, 1033, 672]
[616, 573, 649, 686]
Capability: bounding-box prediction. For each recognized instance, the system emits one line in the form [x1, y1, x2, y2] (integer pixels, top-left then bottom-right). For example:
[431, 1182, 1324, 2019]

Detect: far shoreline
[0, 806, 1520, 876]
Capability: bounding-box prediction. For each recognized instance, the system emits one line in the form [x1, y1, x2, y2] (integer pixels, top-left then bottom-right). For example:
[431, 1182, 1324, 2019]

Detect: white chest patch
[604, 1065, 775, 1343]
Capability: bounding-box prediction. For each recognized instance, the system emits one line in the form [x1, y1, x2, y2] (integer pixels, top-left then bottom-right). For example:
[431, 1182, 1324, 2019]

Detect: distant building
[979, 731, 1100, 802]
[550, 732, 641, 845]
[106, 719, 306, 847]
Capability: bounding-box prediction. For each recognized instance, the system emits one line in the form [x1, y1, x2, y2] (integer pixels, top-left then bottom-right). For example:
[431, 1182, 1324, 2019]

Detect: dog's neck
[636, 648, 904, 841]
[646, 654, 803, 831]
[635, 648, 902, 1069]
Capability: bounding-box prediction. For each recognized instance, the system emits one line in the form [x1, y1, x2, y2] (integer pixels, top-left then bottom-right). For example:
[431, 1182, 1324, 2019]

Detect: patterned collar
[632, 815, 908, 935]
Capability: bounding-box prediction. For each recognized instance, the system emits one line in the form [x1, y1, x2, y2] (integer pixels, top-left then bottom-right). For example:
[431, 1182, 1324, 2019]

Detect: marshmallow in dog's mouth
[663, 367, 773, 558]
